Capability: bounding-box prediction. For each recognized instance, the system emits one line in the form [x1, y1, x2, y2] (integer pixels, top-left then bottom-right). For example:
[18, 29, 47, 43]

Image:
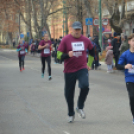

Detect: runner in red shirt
[17, 40, 28, 72]
[38, 33, 52, 80]
[57, 21, 95, 123]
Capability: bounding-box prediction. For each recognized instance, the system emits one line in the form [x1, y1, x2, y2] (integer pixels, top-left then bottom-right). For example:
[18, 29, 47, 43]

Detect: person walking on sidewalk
[31, 41, 36, 56]
[111, 32, 121, 68]
[17, 40, 28, 72]
[117, 33, 134, 124]
[89, 36, 100, 70]
[120, 35, 129, 56]
[57, 21, 94, 123]
[13, 39, 16, 48]
[105, 46, 114, 73]
[38, 33, 52, 80]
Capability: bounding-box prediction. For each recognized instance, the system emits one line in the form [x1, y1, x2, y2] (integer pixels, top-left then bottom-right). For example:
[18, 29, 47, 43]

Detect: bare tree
[0, 0, 19, 45]
[103, 0, 134, 34]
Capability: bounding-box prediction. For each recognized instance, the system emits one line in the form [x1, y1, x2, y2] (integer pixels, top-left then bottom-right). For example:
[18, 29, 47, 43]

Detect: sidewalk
[100, 62, 124, 75]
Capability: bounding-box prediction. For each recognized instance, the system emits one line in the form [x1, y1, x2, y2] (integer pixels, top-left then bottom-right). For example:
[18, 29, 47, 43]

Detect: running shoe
[22, 68, 25, 71]
[68, 116, 75, 123]
[20, 69, 23, 72]
[41, 73, 44, 78]
[48, 76, 52, 80]
[133, 118, 134, 124]
[76, 107, 86, 119]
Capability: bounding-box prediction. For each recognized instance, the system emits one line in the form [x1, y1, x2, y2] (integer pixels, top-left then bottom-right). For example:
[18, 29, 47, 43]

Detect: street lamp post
[81, 0, 83, 34]
[63, 0, 64, 37]
[98, 0, 102, 51]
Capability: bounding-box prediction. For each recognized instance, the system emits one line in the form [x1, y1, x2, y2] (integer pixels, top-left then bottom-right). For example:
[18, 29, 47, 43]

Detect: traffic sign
[93, 18, 99, 26]
[42, 31, 47, 36]
[102, 18, 109, 26]
[98, 27, 105, 32]
[20, 33, 24, 38]
[27, 32, 30, 37]
[85, 18, 93, 25]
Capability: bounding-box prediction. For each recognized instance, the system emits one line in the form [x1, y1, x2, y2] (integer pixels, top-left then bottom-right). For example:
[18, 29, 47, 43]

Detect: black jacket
[93, 36, 101, 53]
[111, 38, 121, 56]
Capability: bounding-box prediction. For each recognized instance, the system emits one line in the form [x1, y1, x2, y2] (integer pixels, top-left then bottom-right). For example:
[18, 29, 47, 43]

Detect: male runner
[57, 21, 94, 123]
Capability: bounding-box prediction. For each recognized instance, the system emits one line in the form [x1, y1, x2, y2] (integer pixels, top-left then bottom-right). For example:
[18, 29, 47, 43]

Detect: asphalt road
[0, 49, 133, 134]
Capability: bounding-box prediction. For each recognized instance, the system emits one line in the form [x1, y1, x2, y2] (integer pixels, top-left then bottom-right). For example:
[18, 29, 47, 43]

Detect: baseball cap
[72, 21, 82, 30]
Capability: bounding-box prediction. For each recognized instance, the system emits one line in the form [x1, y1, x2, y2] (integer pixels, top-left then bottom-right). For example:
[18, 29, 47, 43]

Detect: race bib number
[128, 69, 134, 74]
[44, 48, 50, 54]
[20, 51, 25, 55]
[73, 52, 82, 57]
[72, 42, 84, 51]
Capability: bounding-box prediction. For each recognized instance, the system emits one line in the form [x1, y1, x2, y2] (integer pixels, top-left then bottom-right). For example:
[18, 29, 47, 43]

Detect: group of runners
[17, 21, 134, 124]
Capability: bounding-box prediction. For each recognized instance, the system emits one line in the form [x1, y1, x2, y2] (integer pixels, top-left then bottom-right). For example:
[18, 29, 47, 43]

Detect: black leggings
[64, 69, 89, 116]
[114, 55, 119, 68]
[126, 82, 134, 118]
[41, 56, 51, 76]
[19, 56, 25, 69]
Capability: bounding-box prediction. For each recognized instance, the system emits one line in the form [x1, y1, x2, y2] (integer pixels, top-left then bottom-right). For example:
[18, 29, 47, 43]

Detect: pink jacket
[105, 50, 113, 65]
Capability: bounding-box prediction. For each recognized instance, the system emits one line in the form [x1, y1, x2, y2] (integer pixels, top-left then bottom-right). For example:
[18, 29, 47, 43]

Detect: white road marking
[29, 67, 40, 72]
[63, 131, 70, 134]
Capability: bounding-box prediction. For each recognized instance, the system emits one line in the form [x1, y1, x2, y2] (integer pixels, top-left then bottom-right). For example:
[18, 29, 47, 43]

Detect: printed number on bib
[44, 48, 50, 54]
[20, 51, 25, 55]
[128, 69, 134, 74]
[72, 42, 84, 51]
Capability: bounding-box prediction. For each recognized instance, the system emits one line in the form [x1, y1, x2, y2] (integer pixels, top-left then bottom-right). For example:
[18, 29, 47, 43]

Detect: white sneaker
[68, 116, 75, 123]
[76, 107, 86, 119]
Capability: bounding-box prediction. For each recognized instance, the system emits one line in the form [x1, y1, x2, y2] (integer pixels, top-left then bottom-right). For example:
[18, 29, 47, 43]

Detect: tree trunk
[38, 0, 48, 38]
[7, 32, 12, 46]
[104, 0, 123, 33]
[120, 0, 126, 20]
[76, 0, 82, 24]
[14, 0, 33, 39]
[45, 22, 51, 39]
[31, 0, 39, 34]
[83, 0, 98, 34]
[39, 0, 45, 27]
[104, 0, 113, 16]
[26, 0, 32, 39]
[65, 12, 69, 35]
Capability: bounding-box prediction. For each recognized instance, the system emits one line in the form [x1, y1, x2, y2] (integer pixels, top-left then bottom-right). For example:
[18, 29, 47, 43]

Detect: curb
[99, 62, 124, 75]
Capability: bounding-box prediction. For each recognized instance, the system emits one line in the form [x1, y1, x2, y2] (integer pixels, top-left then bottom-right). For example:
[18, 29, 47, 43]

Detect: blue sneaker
[48, 76, 52, 81]
[41, 73, 44, 78]
[133, 119, 134, 124]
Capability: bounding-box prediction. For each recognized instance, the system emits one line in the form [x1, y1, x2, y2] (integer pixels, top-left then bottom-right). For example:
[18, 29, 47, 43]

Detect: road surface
[0, 49, 133, 134]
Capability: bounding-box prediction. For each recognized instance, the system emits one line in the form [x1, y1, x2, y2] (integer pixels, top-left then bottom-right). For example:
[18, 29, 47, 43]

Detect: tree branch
[48, 6, 72, 16]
